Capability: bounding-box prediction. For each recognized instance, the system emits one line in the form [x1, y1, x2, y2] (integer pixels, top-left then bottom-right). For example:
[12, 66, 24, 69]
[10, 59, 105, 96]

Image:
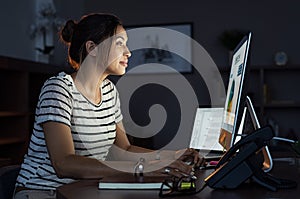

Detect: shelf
[264, 101, 300, 108]
[0, 55, 64, 165]
[222, 64, 300, 135]
[250, 65, 300, 71]
[220, 65, 300, 74]
[0, 137, 26, 145]
[0, 55, 63, 73]
[0, 111, 28, 117]
[0, 157, 12, 167]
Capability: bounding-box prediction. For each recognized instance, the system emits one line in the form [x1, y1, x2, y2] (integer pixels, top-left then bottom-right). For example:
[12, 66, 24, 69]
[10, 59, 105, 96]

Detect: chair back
[0, 165, 21, 199]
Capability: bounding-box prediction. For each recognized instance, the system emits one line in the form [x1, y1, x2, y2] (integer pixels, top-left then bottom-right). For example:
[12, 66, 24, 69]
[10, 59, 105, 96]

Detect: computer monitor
[218, 32, 252, 150]
[218, 32, 273, 172]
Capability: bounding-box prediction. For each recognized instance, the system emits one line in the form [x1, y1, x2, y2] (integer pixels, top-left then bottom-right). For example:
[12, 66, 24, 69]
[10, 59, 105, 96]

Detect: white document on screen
[189, 107, 224, 151]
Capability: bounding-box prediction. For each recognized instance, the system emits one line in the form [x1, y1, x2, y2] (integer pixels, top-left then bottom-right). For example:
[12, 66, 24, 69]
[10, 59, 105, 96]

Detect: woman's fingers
[162, 167, 185, 178]
[177, 148, 206, 167]
[168, 159, 194, 175]
[146, 159, 197, 179]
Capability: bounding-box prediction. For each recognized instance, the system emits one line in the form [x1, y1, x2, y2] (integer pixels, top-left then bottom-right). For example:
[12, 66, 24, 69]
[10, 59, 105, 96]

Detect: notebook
[98, 173, 168, 190]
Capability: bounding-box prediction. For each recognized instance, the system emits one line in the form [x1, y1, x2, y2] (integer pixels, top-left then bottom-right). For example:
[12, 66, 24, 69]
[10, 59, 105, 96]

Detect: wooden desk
[57, 158, 300, 199]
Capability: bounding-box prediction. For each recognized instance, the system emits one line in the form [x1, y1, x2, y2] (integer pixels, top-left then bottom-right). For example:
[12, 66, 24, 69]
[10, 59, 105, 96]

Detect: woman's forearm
[53, 154, 135, 179]
[108, 144, 176, 162]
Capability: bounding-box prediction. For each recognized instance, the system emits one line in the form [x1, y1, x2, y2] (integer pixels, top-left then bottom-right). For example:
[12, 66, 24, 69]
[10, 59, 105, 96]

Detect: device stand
[243, 96, 273, 172]
[244, 96, 297, 190]
[205, 124, 297, 190]
[205, 125, 274, 189]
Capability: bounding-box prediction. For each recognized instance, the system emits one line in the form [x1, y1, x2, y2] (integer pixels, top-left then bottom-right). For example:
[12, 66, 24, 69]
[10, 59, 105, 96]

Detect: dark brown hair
[60, 13, 122, 70]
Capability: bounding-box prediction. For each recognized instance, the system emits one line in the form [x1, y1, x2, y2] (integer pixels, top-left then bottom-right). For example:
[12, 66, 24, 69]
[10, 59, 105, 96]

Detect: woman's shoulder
[43, 72, 73, 87]
[41, 72, 74, 94]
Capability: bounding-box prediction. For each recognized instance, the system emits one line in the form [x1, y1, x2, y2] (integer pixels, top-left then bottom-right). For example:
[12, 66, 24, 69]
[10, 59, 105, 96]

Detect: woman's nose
[124, 46, 131, 58]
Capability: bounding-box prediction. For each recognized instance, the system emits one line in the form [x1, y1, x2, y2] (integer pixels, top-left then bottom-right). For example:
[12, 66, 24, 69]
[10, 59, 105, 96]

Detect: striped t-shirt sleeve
[36, 77, 72, 126]
[114, 86, 123, 123]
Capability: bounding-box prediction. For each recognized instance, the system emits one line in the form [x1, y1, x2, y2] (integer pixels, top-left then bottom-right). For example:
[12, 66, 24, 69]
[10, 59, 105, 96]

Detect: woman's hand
[175, 148, 205, 168]
[144, 159, 195, 179]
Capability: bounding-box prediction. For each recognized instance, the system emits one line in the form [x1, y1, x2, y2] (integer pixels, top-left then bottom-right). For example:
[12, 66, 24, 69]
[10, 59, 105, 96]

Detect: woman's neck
[72, 62, 107, 105]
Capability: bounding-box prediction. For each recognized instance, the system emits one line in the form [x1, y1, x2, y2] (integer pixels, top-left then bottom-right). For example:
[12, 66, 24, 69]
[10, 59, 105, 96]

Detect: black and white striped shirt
[16, 72, 123, 190]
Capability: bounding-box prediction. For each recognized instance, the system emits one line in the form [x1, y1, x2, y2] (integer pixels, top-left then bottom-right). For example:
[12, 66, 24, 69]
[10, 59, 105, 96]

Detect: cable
[272, 137, 300, 156]
[272, 137, 296, 143]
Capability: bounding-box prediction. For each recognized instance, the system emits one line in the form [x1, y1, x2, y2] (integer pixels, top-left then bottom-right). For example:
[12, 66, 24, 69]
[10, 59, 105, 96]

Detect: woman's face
[105, 25, 131, 76]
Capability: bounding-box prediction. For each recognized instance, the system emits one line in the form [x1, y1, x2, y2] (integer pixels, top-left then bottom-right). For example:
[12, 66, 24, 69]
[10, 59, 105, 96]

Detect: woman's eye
[116, 41, 124, 46]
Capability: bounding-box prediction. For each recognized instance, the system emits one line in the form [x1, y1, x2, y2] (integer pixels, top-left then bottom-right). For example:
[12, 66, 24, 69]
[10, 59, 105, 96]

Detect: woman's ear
[85, 41, 97, 56]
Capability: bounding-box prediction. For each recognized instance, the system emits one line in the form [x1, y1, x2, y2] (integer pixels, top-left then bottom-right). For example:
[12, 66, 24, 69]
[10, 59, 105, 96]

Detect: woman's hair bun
[61, 20, 77, 43]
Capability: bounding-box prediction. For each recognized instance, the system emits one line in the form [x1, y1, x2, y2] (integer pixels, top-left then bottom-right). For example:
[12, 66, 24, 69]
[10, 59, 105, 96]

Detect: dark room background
[1, 0, 299, 150]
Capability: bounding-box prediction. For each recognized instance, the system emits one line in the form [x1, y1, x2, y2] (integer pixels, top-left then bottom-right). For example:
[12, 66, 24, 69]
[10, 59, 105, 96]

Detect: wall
[51, 0, 85, 66]
[1, 0, 299, 149]
[0, 0, 85, 66]
[0, 0, 36, 61]
[82, 0, 300, 149]
[2, 0, 299, 67]
[84, 0, 300, 67]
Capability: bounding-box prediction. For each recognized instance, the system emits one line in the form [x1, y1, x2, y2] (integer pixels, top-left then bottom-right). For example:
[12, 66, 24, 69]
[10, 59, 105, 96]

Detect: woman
[14, 13, 203, 198]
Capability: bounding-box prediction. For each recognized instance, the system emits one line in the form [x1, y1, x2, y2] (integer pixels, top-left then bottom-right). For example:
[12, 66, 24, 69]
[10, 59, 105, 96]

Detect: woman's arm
[43, 121, 135, 179]
[111, 122, 176, 161]
[112, 122, 205, 169]
[113, 122, 153, 153]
